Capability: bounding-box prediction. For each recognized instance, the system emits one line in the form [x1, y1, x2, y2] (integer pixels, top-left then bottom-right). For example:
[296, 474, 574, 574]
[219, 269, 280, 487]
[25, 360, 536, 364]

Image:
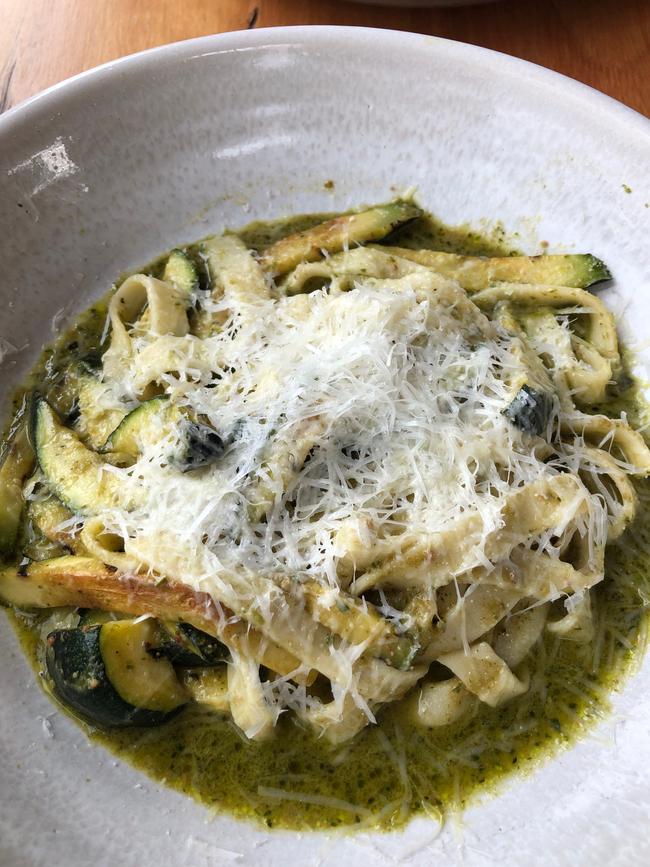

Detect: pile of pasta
[11, 204, 650, 742]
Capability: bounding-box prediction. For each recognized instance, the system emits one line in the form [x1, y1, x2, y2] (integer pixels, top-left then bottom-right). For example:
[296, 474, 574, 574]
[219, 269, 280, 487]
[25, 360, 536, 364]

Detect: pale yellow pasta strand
[420, 585, 522, 662]
[472, 282, 619, 364]
[350, 474, 591, 594]
[562, 412, 650, 475]
[438, 642, 529, 707]
[547, 592, 594, 643]
[102, 274, 189, 382]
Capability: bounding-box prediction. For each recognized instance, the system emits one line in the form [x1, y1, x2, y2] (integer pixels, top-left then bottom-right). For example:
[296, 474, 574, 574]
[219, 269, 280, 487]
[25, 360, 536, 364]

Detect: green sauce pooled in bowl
[2, 205, 649, 831]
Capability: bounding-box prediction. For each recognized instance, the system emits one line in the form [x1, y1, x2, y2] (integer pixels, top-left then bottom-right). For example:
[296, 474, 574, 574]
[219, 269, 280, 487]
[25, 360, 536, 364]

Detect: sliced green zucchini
[178, 622, 228, 663]
[29, 497, 76, 541]
[180, 622, 229, 663]
[46, 361, 95, 422]
[151, 621, 206, 666]
[78, 609, 125, 627]
[33, 400, 142, 513]
[259, 201, 423, 275]
[503, 385, 553, 436]
[100, 619, 188, 711]
[103, 397, 180, 462]
[19, 517, 68, 563]
[46, 620, 187, 727]
[76, 374, 127, 449]
[378, 247, 611, 292]
[47, 362, 126, 447]
[0, 414, 35, 557]
[163, 249, 199, 295]
[150, 620, 206, 666]
[152, 621, 229, 667]
[104, 400, 224, 471]
[21, 496, 82, 560]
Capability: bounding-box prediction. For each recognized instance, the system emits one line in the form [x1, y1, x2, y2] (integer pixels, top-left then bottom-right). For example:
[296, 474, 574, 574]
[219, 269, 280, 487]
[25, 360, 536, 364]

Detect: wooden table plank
[1, 0, 648, 117]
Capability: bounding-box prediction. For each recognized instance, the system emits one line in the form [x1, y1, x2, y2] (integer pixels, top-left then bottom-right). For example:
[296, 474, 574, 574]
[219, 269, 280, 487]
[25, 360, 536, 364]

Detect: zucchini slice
[180, 622, 229, 663]
[151, 620, 207, 666]
[378, 247, 611, 292]
[78, 609, 125, 627]
[19, 518, 68, 563]
[163, 249, 199, 295]
[46, 361, 97, 423]
[103, 397, 180, 462]
[100, 619, 188, 711]
[48, 362, 126, 447]
[504, 385, 553, 436]
[33, 400, 142, 513]
[46, 620, 187, 728]
[0, 415, 35, 557]
[21, 497, 80, 561]
[152, 621, 229, 667]
[29, 497, 76, 542]
[75, 373, 127, 449]
[104, 400, 224, 471]
[259, 202, 423, 275]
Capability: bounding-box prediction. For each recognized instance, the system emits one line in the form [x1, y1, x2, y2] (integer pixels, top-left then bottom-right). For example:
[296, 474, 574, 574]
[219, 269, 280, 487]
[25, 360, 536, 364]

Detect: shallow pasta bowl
[0, 25, 649, 867]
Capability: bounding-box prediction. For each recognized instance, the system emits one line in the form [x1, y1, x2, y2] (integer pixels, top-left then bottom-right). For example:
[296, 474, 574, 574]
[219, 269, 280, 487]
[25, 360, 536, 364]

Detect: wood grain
[0, 0, 648, 116]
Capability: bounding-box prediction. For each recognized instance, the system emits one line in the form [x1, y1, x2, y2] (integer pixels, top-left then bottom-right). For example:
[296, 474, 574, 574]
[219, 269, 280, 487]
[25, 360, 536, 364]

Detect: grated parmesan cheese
[94, 277, 610, 713]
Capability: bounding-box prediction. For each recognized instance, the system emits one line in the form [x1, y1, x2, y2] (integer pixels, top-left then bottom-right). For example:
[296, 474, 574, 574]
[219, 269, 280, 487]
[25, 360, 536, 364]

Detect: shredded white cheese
[101, 281, 605, 601]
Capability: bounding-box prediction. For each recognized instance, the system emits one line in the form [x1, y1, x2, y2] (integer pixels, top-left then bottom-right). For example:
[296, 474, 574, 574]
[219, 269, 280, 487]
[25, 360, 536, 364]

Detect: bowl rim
[1, 25, 648, 140]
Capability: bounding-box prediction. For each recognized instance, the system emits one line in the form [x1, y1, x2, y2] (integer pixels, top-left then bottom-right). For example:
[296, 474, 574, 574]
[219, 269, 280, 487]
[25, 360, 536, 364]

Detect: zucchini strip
[102, 396, 181, 462]
[74, 370, 128, 450]
[28, 498, 82, 551]
[46, 621, 187, 727]
[259, 202, 422, 275]
[0, 555, 303, 678]
[0, 415, 35, 556]
[33, 400, 143, 514]
[378, 246, 611, 292]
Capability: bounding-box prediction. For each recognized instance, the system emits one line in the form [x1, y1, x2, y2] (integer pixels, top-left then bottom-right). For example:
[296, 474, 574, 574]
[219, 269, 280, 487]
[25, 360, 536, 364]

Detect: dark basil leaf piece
[177, 422, 225, 472]
[503, 386, 552, 436]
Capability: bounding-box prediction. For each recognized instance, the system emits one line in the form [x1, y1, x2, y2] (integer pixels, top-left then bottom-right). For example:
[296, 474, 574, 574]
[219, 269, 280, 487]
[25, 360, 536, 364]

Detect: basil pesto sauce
[6, 212, 650, 832]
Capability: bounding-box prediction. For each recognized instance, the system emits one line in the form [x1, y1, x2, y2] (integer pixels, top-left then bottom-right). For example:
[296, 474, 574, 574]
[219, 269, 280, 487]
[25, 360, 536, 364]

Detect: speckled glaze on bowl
[1, 26, 649, 867]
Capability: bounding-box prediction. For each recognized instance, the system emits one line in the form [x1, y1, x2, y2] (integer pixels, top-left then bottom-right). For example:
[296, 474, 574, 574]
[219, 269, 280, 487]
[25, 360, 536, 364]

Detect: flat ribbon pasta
[102, 273, 190, 384]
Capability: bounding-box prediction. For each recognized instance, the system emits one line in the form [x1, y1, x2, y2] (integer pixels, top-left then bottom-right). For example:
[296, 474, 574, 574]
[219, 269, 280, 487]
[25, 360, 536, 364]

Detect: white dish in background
[0, 25, 649, 867]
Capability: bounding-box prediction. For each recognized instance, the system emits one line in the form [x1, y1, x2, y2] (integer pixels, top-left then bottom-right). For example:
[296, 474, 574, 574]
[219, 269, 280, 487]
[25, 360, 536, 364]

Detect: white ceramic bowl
[1, 26, 649, 867]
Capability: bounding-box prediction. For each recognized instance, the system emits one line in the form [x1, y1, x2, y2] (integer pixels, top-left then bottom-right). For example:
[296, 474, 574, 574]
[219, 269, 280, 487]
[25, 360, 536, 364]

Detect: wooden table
[1, 0, 649, 117]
